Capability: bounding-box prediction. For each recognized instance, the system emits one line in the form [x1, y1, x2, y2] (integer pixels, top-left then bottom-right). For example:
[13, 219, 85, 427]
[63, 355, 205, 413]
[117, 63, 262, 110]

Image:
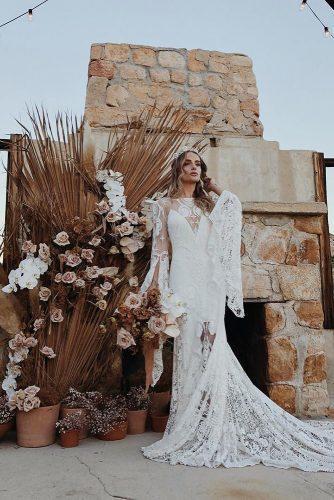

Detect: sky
[1, 0, 334, 231]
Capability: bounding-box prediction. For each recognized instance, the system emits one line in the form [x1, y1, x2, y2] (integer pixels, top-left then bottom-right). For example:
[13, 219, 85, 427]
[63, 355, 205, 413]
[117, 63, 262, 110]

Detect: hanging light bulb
[300, 0, 307, 11]
[28, 9, 33, 21]
[324, 26, 331, 37]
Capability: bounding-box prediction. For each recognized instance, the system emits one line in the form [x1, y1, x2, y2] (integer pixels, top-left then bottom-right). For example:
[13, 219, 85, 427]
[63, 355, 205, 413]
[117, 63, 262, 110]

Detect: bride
[140, 148, 334, 471]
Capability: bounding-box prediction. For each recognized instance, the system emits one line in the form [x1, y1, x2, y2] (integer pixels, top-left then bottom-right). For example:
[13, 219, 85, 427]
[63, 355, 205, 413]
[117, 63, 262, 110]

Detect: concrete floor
[1, 431, 334, 500]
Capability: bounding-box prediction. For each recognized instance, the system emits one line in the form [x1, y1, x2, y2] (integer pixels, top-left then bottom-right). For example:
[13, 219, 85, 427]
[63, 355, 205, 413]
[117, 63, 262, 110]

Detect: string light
[0, 1, 49, 29]
[299, 1, 334, 39]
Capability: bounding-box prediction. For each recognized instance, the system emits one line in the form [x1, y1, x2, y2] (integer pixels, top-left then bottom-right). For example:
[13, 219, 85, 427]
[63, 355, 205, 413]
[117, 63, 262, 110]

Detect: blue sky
[1, 0, 334, 230]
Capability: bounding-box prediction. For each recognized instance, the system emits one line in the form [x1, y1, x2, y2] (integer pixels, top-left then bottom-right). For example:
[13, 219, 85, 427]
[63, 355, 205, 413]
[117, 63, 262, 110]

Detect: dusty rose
[88, 236, 101, 247]
[148, 316, 166, 334]
[22, 240, 37, 253]
[53, 231, 70, 246]
[85, 266, 100, 280]
[95, 200, 110, 214]
[124, 292, 142, 309]
[23, 397, 39, 412]
[81, 248, 95, 262]
[116, 221, 134, 236]
[65, 251, 82, 267]
[54, 273, 63, 283]
[24, 336, 38, 348]
[50, 308, 64, 323]
[39, 286, 51, 301]
[101, 281, 112, 291]
[126, 212, 139, 225]
[8, 332, 25, 350]
[108, 245, 119, 254]
[106, 211, 122, 223]
[92, 286, 107, 300]
[128, 276, 138, 287]
[6, 362, 21, 378]
[9, 346, 29, 363]
[96, 299, 107, 310]
[74, 278, 86, 288]
[33, 318, 44, 331]
[62, 271, 77, 284]
[40, 346, 56, 359]
[120, 236, 141, 254]
[38, 243, 50, 262]
[117, 328, 136, 349]
[24, 385, 40, 397]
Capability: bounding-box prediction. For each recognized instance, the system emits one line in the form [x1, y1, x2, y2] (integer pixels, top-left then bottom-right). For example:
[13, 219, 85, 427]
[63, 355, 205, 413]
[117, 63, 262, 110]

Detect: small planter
[127, 409, 148, 435]
[0, 421, 14, 440]
[60, 429, 80, 448]
[97, 421, 127, 441]
[16, 403, 60, 448]
[150, 391, 171, 416]
[60, 406, 89, 439]
[151, 414, 169, 433]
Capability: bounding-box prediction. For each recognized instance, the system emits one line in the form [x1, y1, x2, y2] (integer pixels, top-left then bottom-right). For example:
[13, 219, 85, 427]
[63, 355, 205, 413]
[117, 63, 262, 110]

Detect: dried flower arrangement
[56, 413, 86, 434]
[126, 386, 149, 411]
[89, 394, 127, 435]
[0, 395, 15, 424]
[0, 104, 194, 409]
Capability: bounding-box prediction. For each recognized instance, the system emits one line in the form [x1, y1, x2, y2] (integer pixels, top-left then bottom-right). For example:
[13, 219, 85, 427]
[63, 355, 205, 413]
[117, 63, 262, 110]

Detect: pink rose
[22, 240, 37, 253]
[54, 273, 62, 283]
[81, 248, 95, 263]
[124, 292, 142, 309]
[88, 236, 101, 247]
[38, 243, 50, 262]
[126, 212, 139, 225]
[106, 211, 122, 223]
[101, 281, 112, 291]
[50, 308, 64, 323]
[62, 271, 77, 284]
[40, 346, 56, 359]
[33, 318, 44, 331]
[74, 279, 86, 288]
[39, 286, 51, 301]
[116, 328, 136, 349]
[85, 266, 100, 280]
[65, 251, 82, 267]
[116, 222, 134, 236]
[24, 336, 38, 348]
[53, 231, 70, 246]
[95, 200, 110, 214]
[96, 299, 107, 310]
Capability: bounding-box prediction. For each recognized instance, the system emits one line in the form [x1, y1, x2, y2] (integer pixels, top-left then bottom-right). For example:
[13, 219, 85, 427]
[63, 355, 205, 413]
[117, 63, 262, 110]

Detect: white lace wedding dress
[140, 190, 334, 471]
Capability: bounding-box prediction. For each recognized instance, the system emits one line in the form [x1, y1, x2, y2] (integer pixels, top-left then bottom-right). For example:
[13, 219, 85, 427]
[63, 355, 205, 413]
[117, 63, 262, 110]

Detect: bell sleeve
[140, 198, 171, 388]
[208, 190, 245, 318]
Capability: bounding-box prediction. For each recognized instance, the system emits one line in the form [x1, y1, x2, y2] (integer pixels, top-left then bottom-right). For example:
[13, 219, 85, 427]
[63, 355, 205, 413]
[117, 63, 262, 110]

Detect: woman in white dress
[140, 149, 334, 471]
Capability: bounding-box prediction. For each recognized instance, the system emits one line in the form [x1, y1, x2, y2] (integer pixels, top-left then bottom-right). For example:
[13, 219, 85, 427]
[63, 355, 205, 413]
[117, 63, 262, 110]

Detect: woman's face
[180, 151, 201, 184]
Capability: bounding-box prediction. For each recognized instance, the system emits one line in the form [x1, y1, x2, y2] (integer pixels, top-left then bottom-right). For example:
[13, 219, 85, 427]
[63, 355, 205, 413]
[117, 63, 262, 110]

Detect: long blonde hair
[167, 150, 215, 213]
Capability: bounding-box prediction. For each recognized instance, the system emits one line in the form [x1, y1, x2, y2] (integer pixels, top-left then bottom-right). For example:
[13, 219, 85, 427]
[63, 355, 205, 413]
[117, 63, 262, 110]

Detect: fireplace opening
[225, 302, 268, 395]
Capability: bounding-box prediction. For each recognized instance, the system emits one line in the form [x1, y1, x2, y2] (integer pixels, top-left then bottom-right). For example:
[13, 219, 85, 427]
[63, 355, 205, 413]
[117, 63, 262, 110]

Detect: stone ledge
[242, 201, 327, 215]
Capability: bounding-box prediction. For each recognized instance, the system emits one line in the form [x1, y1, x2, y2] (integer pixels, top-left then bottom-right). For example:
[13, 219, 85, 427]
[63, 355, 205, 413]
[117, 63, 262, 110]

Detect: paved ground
[1, 431, 334, 500]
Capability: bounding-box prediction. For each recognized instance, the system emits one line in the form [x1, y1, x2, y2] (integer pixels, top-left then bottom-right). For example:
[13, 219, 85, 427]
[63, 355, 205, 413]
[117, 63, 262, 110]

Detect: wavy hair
[166, 150, 215, 213]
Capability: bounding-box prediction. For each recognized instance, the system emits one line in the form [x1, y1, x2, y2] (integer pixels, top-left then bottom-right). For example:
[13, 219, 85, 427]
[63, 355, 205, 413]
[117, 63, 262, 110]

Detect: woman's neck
[179, 184, 195, 198]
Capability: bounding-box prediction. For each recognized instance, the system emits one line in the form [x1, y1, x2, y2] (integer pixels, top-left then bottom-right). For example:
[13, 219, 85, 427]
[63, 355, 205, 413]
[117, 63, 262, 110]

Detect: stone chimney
[84, 43, 263, 137]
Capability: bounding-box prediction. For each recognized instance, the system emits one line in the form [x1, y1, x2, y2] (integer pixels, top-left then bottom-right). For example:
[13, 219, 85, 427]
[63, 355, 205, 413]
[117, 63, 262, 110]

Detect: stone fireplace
[83, 42, 334, 417]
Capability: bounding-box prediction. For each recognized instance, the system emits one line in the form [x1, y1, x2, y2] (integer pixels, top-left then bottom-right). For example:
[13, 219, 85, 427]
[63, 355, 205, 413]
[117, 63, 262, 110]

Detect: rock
[188, 73, 202, 86]
[88, 60, 115, 79]
[302, 382, 329, 417]
[170, 70, 187, 84]
[294, 216, 322, 235]
[266, 337, 297, 382]
[187, 50, 206, 72]
[250, 227, 290, 264]
[240, 99, 259, 116]
[294, 301, 324, 329]
[186, 110, 212, 133]
[230, 54, 253, 67]
[106, 85, 130, 107]
[189, 87, 210, 107]
[268, 384, 296, 414]
[303, 353, 327, 383]
[242, 265, 272, 299]
[149, 68, 170, 83]
[132, 47, 156, 67]
[276, 265, 321, 301]
[85, 77, 108, 107]
[104, 43, 130, 62]
[204, 74, 222, 90]
[264, 303, 286, 334]
[119, 64, 147, 80]
[90, 44, 103, 60]
[211, 96, 228, 111]
[158, 50, 185, 69]
[208, 54, 229, 74]
[85, 106, 129, 127]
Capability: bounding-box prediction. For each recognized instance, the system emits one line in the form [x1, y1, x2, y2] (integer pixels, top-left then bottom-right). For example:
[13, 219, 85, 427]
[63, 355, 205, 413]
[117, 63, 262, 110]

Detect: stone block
[303, 353, 327, 383]
[85, 77, 108, 107]
[302, 382, 329, 417]
[88, 60, 115, 79]
[158, 50, 185, 69]
[268, 384, 296, 413]
[170, 70, 187, 84]
[188, 50, 206, 72]
[119, 64, 147, 80]
[264, 303, 286, 334]
[189, 87, 210, 107]
[294, 301, 324, 329]
[242, 265, 272, 299]
[149, 68, 170, 83]
[276, 265, 321, 301]
[294, 216, 322, 235]
[104, 43, 130, 62]
[266, 337, 297, 382]
[250, 227, 290, 265]
[132, 47, 156, 66]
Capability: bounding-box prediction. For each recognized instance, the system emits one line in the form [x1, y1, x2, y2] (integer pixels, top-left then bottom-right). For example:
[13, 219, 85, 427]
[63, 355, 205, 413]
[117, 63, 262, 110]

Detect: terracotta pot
[151, 414, 169, 433]
[0, 421, 14, 440]
[97, 421, 127, 441]
[16, 403, 60, 448]
[60, 429, 80, 448]
[150, 391, 171, 416]
[60, 406, 89, 439]
[127, 409, 148, 435]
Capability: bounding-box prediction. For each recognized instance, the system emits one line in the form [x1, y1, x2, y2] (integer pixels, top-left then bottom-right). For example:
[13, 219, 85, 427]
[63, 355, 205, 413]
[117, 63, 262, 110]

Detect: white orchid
[2, 375, 17, 398]
[161, 290, 187, 320]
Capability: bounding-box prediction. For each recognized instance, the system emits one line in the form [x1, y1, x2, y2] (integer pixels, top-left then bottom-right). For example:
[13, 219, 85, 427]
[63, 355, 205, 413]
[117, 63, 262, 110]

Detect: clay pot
[150, 391, 171, 416]
[60, 406, 89, 439]
[97, 421, 127, 441]
[151, 414, 169, 433]
[16, 403, 60, 448]
[127, 409, 148, 435]
[60, 429, 80, 448]
[0, 421, 14, 440]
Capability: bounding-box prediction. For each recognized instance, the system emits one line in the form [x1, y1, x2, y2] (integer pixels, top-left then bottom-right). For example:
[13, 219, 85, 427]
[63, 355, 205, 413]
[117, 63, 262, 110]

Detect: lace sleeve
[140, 198, 170, 388]
[140, 198, 170, 296]
[209, 191, 245, 318]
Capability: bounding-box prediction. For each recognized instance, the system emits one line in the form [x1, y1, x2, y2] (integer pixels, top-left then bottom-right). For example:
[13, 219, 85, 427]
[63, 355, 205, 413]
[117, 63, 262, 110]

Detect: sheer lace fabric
[140, 191, 334, 471]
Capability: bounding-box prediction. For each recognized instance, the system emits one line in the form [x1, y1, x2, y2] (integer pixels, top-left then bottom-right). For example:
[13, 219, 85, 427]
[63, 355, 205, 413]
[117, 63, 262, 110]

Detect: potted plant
[126, 386, 149, 435]
[56, 413, 84, 448]
[9, 386, 60, 448]
[0, 395, 15, 440]
[90, 394, 127, 441]
[151, 401, 170, 433]
[61, 388, 95, 439]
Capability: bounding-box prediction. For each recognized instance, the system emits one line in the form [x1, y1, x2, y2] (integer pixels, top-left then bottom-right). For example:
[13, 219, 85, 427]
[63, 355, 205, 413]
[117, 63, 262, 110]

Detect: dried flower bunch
[56, 413, 86, 434]
[126, 386, 149, 411]
[0, 395, 15, 424]
[115, 287, 187, 351]
[62, 387, 99, 410]
[89, 394, 127, 435]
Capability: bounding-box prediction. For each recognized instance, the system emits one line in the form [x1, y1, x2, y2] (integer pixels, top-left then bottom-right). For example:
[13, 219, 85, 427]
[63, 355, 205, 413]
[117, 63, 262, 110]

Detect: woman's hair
[166, 150, 215, 213]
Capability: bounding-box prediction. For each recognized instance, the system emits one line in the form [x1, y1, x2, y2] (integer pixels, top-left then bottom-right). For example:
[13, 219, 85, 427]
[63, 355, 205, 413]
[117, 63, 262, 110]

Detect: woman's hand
[203, 176, 222, 195]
